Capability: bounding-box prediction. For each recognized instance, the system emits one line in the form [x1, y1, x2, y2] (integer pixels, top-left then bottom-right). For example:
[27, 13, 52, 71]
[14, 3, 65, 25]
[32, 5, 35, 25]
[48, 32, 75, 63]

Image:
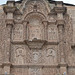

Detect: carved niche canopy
[24, 12, 47, 49]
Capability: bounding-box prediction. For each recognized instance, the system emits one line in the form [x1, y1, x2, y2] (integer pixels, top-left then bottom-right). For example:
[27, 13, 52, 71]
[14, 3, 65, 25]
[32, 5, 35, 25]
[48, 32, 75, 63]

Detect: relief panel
[29, 67, 42, 75]
[26, 49, 42, 64]
[68, 68, 75, 75]
[48, 25, 58, 42]
[28, 16, 44, 41]
[12, 24, 24, 42]
[11, 67, 28, 75]
[43, 45, 58, 65]
[42, 68, 59, 75]
[11, 45, 26, 64]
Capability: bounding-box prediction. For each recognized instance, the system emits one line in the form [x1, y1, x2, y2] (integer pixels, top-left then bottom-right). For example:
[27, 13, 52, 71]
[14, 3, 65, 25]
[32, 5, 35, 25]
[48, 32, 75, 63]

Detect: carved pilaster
[3, 0, 15, 74]
[23, 21, 29, 40]
[55, 1, 67, 74]
[42, 21, 48, 40]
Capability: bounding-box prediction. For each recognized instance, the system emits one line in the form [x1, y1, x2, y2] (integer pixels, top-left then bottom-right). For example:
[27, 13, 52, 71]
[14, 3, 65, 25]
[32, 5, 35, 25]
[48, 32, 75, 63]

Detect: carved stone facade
[0, 0, 75, 75]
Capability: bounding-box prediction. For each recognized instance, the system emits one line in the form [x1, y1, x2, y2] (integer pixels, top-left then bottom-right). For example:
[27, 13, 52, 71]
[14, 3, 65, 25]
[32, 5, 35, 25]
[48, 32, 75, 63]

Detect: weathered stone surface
[0, 0, 75, 75]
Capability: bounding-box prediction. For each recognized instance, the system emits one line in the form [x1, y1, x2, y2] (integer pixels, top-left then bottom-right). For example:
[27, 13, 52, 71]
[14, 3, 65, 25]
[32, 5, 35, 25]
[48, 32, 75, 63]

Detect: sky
[0, 0, 75, 5]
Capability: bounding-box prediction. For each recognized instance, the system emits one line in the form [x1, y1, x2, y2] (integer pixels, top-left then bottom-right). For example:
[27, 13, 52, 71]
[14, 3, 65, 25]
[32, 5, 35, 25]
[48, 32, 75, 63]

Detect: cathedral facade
[0, 0, 75, 75]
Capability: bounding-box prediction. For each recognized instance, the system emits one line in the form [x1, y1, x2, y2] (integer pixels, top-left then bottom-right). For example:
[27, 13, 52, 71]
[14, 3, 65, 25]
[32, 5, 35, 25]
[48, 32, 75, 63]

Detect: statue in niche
[46, 49, 56, 64]
[16, 48, 25, 64]
[29, 68, 41, 75]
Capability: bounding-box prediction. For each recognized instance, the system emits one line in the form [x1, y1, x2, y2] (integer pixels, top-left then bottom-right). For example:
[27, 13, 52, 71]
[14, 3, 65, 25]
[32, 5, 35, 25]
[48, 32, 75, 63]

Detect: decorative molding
[3, 6, 16, 13]
[54, 7, 66, 14]
[25, 39, 46, 49]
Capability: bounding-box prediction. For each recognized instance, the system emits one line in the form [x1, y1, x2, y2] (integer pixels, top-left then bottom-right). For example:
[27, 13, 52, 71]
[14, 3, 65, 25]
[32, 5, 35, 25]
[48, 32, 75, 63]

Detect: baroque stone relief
[22, 0, 49, 15]
[11, 45, 26, 64]
[12, 24, 24, 42]
[45, 48, 57, 64]
[29, 67, 41, 75]
[43, 68, 59, 75]
[27, 49, 42, 64]
[48, 25, 58, 42]
[27, 16, 44, 41]
[16, 48, 25, 64]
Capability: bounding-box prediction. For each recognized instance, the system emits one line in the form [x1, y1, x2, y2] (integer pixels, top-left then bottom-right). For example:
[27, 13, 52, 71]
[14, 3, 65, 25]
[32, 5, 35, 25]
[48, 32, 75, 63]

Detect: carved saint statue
[46, 49, 56, 64]
[32, 52, 39, 63]
[16, 48, 25, 64]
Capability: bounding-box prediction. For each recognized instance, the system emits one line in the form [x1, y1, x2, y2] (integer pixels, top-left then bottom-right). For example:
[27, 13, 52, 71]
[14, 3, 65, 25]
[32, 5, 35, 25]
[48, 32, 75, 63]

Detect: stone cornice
[25, 39, 47, 49]
[3, 6, 16, 13]
[54, 7, 67, 14]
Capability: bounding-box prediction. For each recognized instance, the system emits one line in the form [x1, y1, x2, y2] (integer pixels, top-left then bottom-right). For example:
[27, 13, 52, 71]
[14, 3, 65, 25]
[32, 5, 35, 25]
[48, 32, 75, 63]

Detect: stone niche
[48, 24, 58, 42]
[25, 12, 46, 41]
[12, 24, 24, 42]
[27, 15, 44, 41]
[43, 45, 58, 65]
[11, 45, 26, 64]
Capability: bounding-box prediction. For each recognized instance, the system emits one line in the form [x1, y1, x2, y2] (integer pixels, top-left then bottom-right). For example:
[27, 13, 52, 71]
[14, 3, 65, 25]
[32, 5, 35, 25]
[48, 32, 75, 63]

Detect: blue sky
[0, 0, 75, 5]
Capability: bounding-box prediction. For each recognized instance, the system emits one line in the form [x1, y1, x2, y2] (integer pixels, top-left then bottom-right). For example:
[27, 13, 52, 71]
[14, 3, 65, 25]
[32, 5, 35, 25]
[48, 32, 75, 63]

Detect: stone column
[23, 21, 29, 40]
[54, 1, 67, 75]
[3, 1, 16, 74]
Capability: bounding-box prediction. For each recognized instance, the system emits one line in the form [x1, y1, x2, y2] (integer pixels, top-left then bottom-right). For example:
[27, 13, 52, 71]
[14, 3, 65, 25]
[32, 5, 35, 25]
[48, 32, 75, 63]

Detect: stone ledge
[54, 7, 66, 14]
[25, 39, 46, 49]
[11, 63, 59, 68]
[11, 41, 25, 44]
[58, 62, 68, 67]
[3, 6, 16, 13]
[2, 62, 12, 67]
